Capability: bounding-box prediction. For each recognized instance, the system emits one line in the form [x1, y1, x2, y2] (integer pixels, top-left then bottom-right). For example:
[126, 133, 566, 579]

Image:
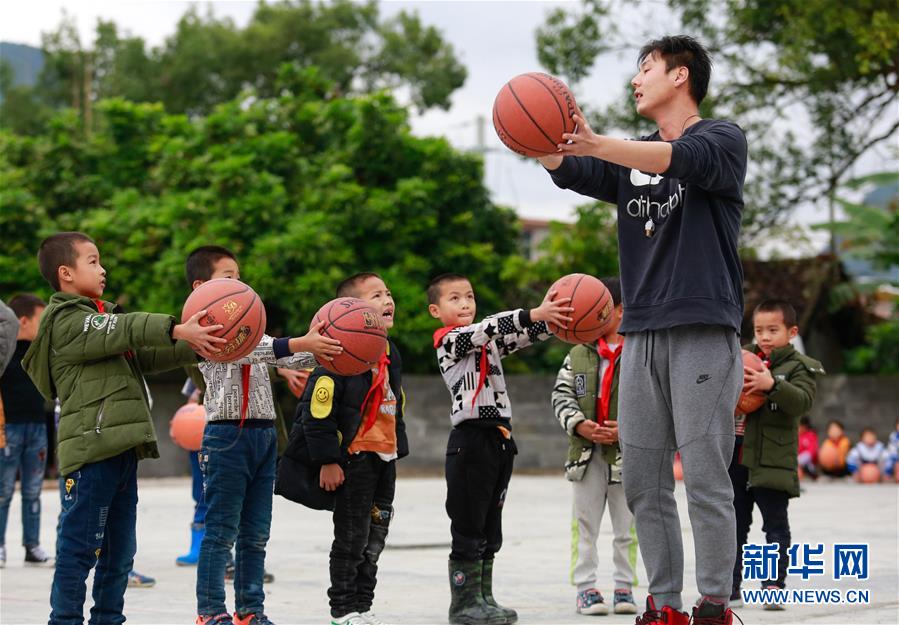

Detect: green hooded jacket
[739, 343, 824, 498]
[23, 292, 196, 476]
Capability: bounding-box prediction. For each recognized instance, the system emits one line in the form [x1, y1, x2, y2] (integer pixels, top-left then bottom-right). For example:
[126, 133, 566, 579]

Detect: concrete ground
[0, 475, 896, 625]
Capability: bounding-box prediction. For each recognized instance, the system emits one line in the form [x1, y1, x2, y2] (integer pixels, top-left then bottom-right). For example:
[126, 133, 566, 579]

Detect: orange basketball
[546, 274, 614, 344]
[314, 297, 388, 376]
[735, 350, 766, 415]
[181, 278, 266, 362]
[493, 72, 578, 157]
[818, 444, 842, 472]
[169, 403, 207, 451]
[856, 464, 882, 483]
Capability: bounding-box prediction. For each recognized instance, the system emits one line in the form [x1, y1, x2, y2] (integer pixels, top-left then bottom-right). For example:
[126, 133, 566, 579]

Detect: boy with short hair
[23, 232, 223, 625]
[428, 273, 573, 625]
[551, 277, 637, 616]
[733, 299, 824, 609]
[187, 245, 342, 625]
[281, 272, 407, 625]
[0, 294, 51, 568]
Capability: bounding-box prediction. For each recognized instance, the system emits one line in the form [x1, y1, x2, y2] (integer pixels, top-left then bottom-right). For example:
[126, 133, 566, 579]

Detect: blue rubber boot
[176, 523, 205, 566]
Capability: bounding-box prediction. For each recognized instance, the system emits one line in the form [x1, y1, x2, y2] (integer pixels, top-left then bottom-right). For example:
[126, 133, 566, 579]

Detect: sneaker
[24, 544, 54, 567]
[576, 588, 609, 615]
[224, 563, 274, 584]
[762, 585, 784, 611]
[613, 588, 637, 614]
[196, 614, 234, 625]
[692, 597, 741, 625]
[728, 588, 743, 609]
[358, 612, 391, 625]
[127, 570, 156, 588]
[636, 596, 689, 625]
[330, 613, 368, 625]
[233, 613, 275, 625]
[0, 545, 6, 569]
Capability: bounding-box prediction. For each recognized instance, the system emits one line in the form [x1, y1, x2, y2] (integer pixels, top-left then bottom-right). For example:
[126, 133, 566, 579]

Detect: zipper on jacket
[95, 399, 106, 434]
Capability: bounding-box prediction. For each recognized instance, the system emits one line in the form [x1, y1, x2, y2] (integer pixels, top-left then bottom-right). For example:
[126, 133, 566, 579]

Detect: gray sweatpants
[618, 325, 741, 609]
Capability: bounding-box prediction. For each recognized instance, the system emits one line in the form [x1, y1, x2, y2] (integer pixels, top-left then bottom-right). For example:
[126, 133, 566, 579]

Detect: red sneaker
[635, 596, 690, 625]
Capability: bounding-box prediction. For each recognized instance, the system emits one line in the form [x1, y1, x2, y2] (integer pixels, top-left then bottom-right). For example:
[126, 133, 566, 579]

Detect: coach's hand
[320, 463, 345, 491]
[531, 290, 574, 329]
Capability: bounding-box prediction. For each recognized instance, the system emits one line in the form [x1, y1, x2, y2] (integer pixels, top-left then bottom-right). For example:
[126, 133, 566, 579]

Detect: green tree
[535, 0, 899, 246]
[25, 0, 466, 126]
[0, 68, 516, 373]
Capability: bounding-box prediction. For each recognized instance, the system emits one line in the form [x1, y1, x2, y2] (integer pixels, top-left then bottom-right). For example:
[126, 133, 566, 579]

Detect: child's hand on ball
[531, 290, 574, 329]
[300, 320, 343, 361]
[174, 310, 226, 357]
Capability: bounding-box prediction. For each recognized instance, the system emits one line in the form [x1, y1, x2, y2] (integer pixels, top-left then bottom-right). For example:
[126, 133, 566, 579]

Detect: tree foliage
[0, 67, 524, 372]
[535, 0, 899, 246]
[1, 0, 466, 132]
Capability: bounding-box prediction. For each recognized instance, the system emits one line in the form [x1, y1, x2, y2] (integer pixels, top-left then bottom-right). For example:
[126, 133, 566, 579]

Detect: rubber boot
[448, 560, 505, 625]
[176, 523, 205, 566]
[481, 559, 517, 624]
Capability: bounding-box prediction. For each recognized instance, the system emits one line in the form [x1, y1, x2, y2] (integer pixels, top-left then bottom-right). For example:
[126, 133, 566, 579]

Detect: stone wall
[140, 373, 899, 478]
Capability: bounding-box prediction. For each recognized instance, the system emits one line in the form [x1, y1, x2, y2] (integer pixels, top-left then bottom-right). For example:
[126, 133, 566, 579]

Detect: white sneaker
[330, 613, 368, 625]
[359, 612, 392, 625]
[24, 544, 54, 567]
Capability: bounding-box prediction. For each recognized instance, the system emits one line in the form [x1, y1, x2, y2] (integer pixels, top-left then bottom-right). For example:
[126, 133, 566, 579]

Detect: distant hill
[0, 42, 44, 92]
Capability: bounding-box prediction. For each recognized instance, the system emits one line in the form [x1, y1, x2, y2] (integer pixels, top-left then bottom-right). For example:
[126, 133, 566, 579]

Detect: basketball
[856, 464, 882, 484]
[493, 72, 578, 157]
[735, 350, 766, 415]
[181, 278, 266, 362]
[169, 403, 206, 451]
[818, 444, 842, 472]
[545, 273, 614, 344]
[313, 297, 388, 376]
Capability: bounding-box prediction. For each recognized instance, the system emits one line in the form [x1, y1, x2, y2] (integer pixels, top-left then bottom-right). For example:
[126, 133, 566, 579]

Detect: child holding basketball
[280, 272, 407, 625]
[186, 245, 342, 625]
[428, 273, 572, 625]
[551, 277, 638, 616]
[539, 35, 746, 625]
[733, 300, 824, 609]
[22, 232, 223, 625]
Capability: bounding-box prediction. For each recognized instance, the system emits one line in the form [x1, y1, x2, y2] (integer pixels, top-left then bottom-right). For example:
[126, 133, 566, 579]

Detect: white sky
[2, 0, 894, 256]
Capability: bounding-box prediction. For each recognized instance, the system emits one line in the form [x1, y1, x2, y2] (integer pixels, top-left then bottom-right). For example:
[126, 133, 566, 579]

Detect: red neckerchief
[756, 349, 771, 369]
[433, 324, 488, 412]
[360, 352, 391, 434]
[239, 364, 251, 427]
[596, 338, 623, 424]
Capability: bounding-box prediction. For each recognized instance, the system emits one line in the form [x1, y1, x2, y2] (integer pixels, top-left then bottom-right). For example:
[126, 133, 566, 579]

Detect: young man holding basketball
[22, 232, 223, 625]
[428, 274, 572, 625]
[281, 272, 408, 625]
[185, 245, 342, 625]
[539, 35, 747, 625]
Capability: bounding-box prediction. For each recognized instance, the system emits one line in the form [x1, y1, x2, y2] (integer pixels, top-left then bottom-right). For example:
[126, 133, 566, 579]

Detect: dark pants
[0, 421, 48, 547]
[189, 450, 208, 526]
[49, 450, 138, 625]
[730, 441, 790, 591]
[445, 425, 516, 561]
[329, 452, 396, 618]
[196, 423, 276, 617]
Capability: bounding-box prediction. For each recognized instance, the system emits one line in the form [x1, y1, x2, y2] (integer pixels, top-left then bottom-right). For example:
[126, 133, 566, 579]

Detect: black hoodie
[549, 119, 747, 333]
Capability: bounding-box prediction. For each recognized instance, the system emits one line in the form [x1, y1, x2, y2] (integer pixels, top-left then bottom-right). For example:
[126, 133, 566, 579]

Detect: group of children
[1, 226, 845, 625]
[802, 417, 899, 480]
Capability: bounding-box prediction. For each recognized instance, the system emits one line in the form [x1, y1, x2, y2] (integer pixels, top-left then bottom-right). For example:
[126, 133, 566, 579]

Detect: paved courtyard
[0, 475, 896, 625]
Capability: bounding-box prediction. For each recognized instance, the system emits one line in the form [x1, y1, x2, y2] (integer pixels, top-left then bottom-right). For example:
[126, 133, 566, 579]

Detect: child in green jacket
[730, 299, 824, 609]
[23, 231, 222, 625]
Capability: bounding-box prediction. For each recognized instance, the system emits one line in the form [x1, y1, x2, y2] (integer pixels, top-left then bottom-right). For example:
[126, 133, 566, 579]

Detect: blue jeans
[196, 423, 276, 617]
[0, 422, 48, 547]
[49, 450, 138, 625]
[189, 451, 208, 526]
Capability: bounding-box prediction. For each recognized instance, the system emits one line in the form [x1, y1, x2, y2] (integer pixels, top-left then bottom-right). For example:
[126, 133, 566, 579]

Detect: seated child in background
[797, 416, 819, 480]
[846, 428, 888, 478]
[884, 418, 899, 479]
[819, 420, 850, 477]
